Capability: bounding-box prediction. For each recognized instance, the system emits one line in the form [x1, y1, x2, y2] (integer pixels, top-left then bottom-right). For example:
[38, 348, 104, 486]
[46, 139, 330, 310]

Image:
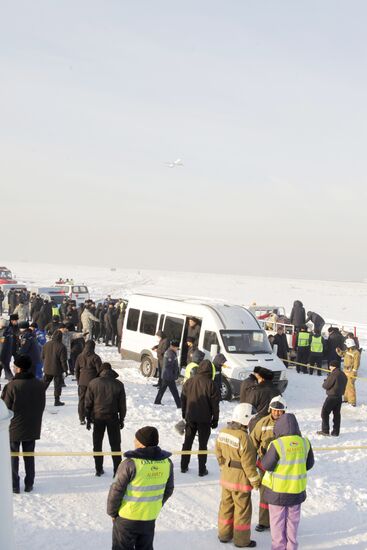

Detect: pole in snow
[0, 399, 15, 550]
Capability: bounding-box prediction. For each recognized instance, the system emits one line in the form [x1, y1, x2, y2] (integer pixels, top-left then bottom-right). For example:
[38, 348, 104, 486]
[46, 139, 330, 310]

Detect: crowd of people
[0, 294, 363, 550]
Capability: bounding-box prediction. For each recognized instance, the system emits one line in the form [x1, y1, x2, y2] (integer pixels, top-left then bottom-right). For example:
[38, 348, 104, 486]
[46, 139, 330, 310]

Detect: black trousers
[93, 417, 121, 474]
[78, 385, 88, 421]
[154, 381, 181, 408]
[43, 374, 63, 397]
[308, 353, 322, 375]
[112, 517, 155, 550]
[321, 396, 342, 435]
[296, 348, 310, 373]
[181, 421, 211, 474]
[11, 440, 36, 490]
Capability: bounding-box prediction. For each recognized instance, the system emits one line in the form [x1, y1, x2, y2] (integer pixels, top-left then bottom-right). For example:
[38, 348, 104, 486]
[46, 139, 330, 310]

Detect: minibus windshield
[220, 330, 272, 354]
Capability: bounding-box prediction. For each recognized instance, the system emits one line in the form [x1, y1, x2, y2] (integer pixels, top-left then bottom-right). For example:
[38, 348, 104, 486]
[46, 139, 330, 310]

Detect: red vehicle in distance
[0, 266, 17, 285]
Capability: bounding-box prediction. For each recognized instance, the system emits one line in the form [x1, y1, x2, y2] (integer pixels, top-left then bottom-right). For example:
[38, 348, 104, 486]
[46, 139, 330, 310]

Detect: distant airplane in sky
[165, 158, 184, 168]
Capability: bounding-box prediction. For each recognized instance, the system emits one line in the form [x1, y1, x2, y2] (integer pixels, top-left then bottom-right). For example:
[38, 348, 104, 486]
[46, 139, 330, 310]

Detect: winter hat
[232, 403, 253, 427]
[18, 321, 30, 330]
[191, 349, 205, 363]
[135, 426, 159, 447]
[186, 336, 195, 344]
[14, 355, 32, 371]
[254, 366, 274, 381]
[170, 339, 180, 348]
[269, 395, 287, 411]
[345, 338, 356, 348]
[101, 362, 112, 370]
[9, 314, 19, 321]
[329, 360, 341, 368]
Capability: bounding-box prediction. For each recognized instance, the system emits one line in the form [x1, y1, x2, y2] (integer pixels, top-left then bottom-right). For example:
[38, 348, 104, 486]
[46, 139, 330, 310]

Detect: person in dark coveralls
[187, 317, 201, 345]
[85, 362, 126, 476]
[306, 310, 325, 333]
[180, 359, 220, 476]
[317, 360, 347, 437]
[1, 355, 45, 493]
[42, 329, 68, 406]
[248, 367, 278, 431]
[151, 330, 169, 388]
[107, 426, 174, 550]
[75, 340, 102, 424]
[154, 339, 181, 408]
[289, 300, 306, 332]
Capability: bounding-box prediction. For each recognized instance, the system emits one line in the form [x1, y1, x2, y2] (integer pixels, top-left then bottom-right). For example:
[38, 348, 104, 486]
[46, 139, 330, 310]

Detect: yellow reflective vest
[310, 336, 323, 353]
[262, 435, 310, 494]
[297, 332, 310, 348]
[52, 306, 59, 317]
[118, 458, 170, 521]
[184, 362, 215, 382]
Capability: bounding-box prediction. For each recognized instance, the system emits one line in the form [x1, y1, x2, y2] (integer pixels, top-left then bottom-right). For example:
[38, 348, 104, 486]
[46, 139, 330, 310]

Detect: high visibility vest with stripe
[262, 435, 310, 494]
[118, 458, 170, 521]
[297, 332, 310, 348]
[52, 306, 59, 317]
[184, 362, 216, 382]
[310, 336, 323, 353]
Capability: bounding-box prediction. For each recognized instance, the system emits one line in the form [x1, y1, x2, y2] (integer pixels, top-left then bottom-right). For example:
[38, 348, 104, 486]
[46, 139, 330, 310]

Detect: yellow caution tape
[283, 358, 367, 380]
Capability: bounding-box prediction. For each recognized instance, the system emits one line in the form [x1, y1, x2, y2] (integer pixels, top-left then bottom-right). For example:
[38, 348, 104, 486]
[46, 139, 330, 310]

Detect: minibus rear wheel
[140, 355, 154, 377]
[221, 377, 232, 401]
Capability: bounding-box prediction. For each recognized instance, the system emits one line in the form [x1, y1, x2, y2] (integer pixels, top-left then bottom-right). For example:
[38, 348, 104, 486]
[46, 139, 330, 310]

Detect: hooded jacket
[107, 446, 174, 518]
[1, 372, 46, 441]
[181, 360, 220, 423]
[84, 368, 126, 421]
[42, 330, 68, 376]
[75, 340, 102, 386]
[289, 301, 306, 328]
[261, 413, 314, 506]
[306, 311, 325, 332]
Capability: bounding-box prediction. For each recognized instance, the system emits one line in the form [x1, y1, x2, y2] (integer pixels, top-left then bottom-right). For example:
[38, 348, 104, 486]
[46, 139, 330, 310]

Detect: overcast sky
[1, 1, 366, 281]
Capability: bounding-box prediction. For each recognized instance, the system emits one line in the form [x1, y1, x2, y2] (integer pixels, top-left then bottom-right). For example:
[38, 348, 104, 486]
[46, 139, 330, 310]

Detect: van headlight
[238, 371, 247, 380]
[280, 371, 287, 380]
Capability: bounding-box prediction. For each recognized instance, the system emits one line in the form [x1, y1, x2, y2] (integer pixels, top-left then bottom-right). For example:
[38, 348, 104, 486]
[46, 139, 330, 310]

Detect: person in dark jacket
[295, 325, 311, 373]
[261, 413, 314, 550]
[154, 340, 181, 408]
[105, 303, 118, 346]
[306, 310, 325, 333]
[317, 360, 347, 437]
[85, 362, 126, 476]
[37, 300, 53, 330]
[180, 359, 220, 476]
[1, 314, 19, 380]
[289, 300, 306, 331]
[75, 340, 102, 424]
[0, 319, 13, 380]
[107, 426, 174, 550]
[42, 330, 68, 406]
[45, 315, 64, 336]
[18, 321, 42, 377]
[186, 336, 197, 364]
[326, 327, 345, 366]
[308, 330, 325, 376]
[212, 353, 227, 398]
[0, 288, 4, 315]
[273, 325, 290, 365]
[239, 373, 258, 404]
[187, 317, 201, 346]
[1, 355, 46, 493]
[248, 367, 278, 431]
[152, 330, 169, 388]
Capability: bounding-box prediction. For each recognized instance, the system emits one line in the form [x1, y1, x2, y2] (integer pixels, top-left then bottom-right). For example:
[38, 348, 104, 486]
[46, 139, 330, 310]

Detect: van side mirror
[210, 344, 218, 358]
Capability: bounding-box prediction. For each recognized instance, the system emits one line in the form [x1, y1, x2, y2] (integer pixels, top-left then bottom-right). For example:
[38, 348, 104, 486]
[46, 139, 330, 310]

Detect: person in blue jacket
[30, 322, 46, 378]
[18, 322, 42, 378]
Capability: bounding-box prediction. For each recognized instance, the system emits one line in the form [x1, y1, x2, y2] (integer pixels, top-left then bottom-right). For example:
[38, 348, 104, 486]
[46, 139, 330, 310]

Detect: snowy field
[3, 262, 367, 549]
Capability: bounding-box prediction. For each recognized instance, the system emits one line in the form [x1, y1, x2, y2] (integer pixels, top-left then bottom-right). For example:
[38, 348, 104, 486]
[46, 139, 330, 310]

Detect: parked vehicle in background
[0, 284, 27, 312]
[121, 294, 288, 400]
[0, 266, 17, 284]
[248, 304, 295, 349]
[52, 283, 90, 306]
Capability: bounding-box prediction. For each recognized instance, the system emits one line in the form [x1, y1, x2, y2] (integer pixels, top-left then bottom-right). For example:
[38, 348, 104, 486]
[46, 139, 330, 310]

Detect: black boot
[54, 398, 65, 406]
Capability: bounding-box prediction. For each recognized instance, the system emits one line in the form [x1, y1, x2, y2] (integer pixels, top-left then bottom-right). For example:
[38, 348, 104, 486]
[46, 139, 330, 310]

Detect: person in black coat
[289, 300, 306, 331]
[306, 311, 325, 333]
[326, 327, 345, 366]
[75, 340, 102, 423]
[84, 362, 126, 476]
[180, 359, 220, 476]
[239, 373, 258, 404]
[317, 360, 347, 437]
[212, 353, 227, 398]
[42, 330, 68, 406]
[249, 367, 279, 431]
[37, 301, 53, 330]
[154, 340, 181, 408]
[152, 330, 169, 388]
[1, 355, 46, 493]
[1, 314, 19, 379]
[18, 322, 42, 377]
[0, 288, 4, 315]
[272, 326, 290, 365]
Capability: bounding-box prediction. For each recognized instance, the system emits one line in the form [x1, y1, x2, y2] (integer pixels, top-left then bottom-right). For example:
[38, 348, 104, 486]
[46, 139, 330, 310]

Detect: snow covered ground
[3, 262, 367, 549]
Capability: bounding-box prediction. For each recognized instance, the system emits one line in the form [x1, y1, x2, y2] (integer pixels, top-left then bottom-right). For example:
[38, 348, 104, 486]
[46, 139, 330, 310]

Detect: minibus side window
[140, 311, 159, 336]
[203, 331, 219, 352]
[164, 316, 184, 342]
[126, 308, 140, 331]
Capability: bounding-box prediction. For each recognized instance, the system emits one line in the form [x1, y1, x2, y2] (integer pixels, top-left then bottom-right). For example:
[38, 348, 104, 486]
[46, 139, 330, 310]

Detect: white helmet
[232, 403, 253, 426]
[345, 338, 356, 348]
[269, 395, 287, 412]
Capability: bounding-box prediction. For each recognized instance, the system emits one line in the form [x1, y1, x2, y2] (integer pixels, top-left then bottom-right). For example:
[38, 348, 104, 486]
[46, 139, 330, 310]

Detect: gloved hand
[86, 420, 91, 431]
[119, 419, 124, 429]
[211, 419, 218, 429]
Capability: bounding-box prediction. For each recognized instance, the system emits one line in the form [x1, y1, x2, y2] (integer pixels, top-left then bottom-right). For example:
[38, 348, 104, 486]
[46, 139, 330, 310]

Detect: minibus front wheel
[221, 377, 232, 401]
[140, 355, 155, 377]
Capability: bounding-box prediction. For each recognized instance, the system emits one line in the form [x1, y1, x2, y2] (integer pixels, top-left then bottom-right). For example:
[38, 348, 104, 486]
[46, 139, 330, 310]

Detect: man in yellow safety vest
[261, 413, 314, 550]
[107, 426, 174, 550]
